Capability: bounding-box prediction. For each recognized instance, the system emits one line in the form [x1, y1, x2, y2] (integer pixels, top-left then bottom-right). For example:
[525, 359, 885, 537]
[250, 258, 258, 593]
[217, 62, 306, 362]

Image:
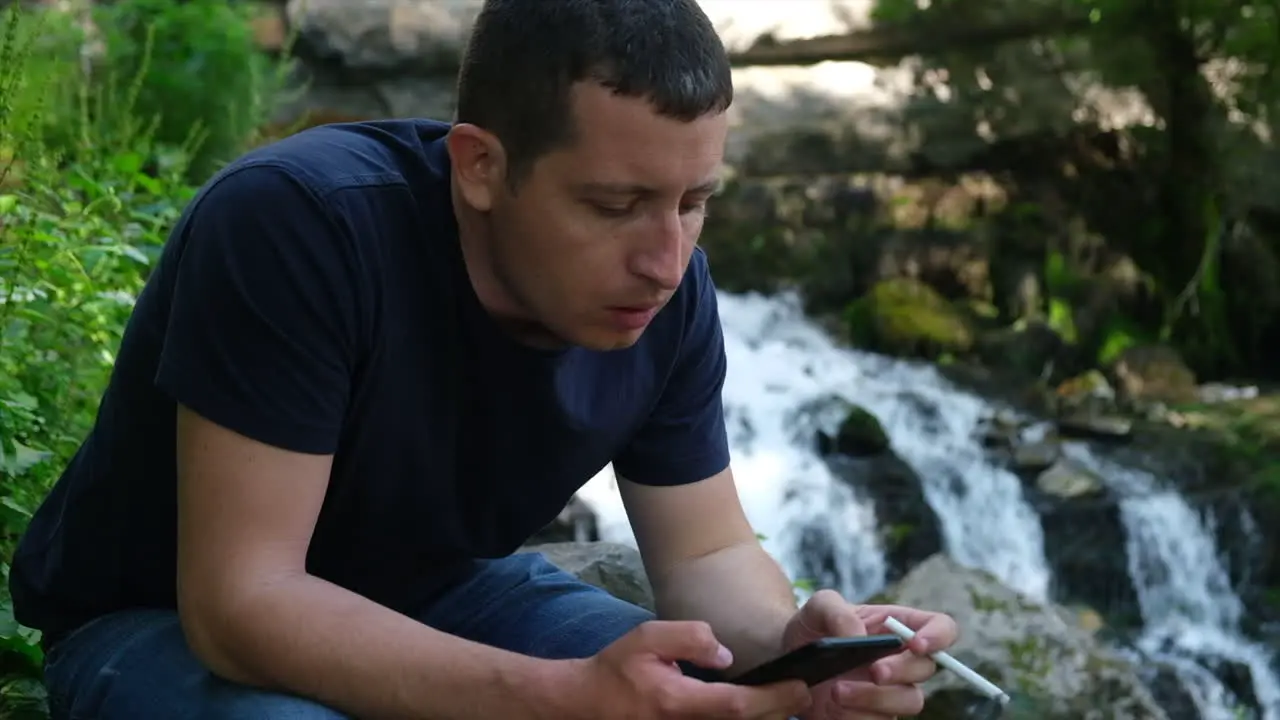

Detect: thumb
[633, 620, 735, 669]
[801, 589, 867, 638]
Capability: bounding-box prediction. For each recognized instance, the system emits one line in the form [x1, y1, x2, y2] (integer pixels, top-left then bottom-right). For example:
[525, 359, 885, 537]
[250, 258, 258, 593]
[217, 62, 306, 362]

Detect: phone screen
[729, 635, 906, 687]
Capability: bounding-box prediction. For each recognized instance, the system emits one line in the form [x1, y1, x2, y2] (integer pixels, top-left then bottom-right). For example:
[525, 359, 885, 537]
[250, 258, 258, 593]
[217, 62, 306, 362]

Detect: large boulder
[874, 554, 1167, 720]
[525, 543, 1169, 720]
[275, 0, 476, 121]
[521, 541, 655, 613]
[524, 495, 600, 546]
[801, 396, 891, 458]
[1105, 344, 1198, 407]
[846, 278, 976, 360]
[285, 0, 478, 74]
[823, 453, 945, 584]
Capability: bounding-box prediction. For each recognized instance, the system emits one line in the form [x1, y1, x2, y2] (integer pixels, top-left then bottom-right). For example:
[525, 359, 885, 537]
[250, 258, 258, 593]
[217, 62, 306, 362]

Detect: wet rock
[1057, 413, 1133, 443]
[1142, 663, 1202, 720]
[877, 555, 1167, 720]
[1107, 344, 1198, 406]
[520, 541, 654, 613]
[824, 454, 944, 583]
[1036, 488, 1139, 628]
[1196, 383, 1260, 404]
[1035, 459, 1105, 499]
[975, 320, 1066, 380]
[1011, 440, 1061, 473]
[975, 409, 1026, 450]
[1208, 658, 1261, 715]
[793, 394, 891, 458]
[827, 404, 891, 457]
[978, 426, 1011, 449]
[1054, 370, 1116, 408]
[992, 409, 1024, 433]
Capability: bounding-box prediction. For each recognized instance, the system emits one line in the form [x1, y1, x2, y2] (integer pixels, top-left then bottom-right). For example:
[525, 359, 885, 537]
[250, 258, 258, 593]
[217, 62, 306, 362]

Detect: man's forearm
[190, 574, 577, 720]
[649, 541, 797, 674]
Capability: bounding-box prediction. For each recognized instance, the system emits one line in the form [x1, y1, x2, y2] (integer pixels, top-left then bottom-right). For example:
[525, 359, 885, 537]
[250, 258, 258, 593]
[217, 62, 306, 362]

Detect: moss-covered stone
[834, 404, 890, 456]
[847, 278, 975, 360]
[880, 554, 1167, 719]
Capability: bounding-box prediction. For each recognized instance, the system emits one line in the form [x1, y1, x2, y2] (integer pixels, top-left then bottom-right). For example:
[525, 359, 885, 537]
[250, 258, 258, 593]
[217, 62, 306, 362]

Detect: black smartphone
[728, 635, 906, 687]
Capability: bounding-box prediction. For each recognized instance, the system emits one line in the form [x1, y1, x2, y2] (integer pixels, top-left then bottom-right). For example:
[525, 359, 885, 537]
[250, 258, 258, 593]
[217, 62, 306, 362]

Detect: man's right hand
[564, 620, 813, 719]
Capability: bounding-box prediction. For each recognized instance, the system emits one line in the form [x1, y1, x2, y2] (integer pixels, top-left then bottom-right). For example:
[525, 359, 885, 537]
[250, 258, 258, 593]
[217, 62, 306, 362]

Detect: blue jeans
[43, 552, 656, 719]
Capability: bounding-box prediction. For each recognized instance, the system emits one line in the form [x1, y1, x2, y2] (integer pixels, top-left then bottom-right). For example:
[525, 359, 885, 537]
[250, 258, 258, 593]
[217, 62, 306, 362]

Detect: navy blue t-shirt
[9, 119, 731, 642]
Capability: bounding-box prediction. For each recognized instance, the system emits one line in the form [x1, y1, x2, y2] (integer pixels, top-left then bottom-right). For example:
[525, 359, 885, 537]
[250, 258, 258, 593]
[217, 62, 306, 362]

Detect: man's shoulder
[211, 118, 454, 208]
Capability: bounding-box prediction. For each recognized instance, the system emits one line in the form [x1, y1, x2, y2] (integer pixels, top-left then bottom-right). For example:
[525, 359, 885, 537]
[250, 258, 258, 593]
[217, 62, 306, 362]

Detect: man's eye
[591, 202, 633, 218]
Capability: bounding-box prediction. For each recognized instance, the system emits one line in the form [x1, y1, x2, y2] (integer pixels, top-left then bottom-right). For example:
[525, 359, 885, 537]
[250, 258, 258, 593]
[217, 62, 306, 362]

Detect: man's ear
[446, 124, 507, 212]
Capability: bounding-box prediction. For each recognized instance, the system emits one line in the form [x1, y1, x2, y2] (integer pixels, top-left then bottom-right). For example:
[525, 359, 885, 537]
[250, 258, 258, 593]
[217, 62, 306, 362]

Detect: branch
[729, 9, 1096, 68]
[290, 8, 1099, 80]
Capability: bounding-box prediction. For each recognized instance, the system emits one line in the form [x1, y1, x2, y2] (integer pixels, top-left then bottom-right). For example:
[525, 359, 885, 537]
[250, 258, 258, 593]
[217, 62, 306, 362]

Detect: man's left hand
[781, 589, 959, 719]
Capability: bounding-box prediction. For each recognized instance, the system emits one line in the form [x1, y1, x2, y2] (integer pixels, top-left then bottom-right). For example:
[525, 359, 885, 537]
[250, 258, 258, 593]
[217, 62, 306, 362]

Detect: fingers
[800, 589, 868, 638]
[662, 676, 812, 719]
[634, 620, 734, 670]
[869, 651, 938, 685]
[834, 679, 926, 716]
[857, 604, 959, 654]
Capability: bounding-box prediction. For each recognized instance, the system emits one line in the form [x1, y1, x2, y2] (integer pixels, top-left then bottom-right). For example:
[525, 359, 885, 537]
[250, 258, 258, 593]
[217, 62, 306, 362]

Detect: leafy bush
[0, 2, 292, 713]
[91, 0, 298, 181]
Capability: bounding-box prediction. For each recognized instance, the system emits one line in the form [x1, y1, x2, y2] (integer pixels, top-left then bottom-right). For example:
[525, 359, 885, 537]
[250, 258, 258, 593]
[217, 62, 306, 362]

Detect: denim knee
[196, 684, 348, 720]
[43, 609, 347, 720]
[421, 551, 655, 660]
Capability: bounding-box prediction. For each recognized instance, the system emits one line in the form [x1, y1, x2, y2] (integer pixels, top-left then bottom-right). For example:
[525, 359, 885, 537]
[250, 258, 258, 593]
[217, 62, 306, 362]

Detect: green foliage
[1094, 316, 1146, 367]
[90, 0, 297, 181]
[865, 0, 1280, 380]
[6, 0, 298, 186]
[1, 7, 198, 690]
[0, 2, 291, 710]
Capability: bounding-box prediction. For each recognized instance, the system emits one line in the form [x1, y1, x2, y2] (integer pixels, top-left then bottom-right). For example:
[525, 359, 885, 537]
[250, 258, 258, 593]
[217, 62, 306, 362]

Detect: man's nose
[632, 210, 686, 291]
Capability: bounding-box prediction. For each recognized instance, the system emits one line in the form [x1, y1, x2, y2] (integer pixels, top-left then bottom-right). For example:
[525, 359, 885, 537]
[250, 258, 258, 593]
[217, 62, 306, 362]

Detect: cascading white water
[580, 290, 1050, 600]
[577, 289, 1277, 718]
[1063, 447, 1280, 720]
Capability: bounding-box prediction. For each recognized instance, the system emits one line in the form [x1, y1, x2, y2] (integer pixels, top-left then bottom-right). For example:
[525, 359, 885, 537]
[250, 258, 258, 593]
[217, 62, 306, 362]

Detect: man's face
[453, 83, 729, 351]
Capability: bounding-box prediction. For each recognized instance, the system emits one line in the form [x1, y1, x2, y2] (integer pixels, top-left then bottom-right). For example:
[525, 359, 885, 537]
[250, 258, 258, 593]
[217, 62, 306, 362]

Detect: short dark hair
[455, 0, 734, 188]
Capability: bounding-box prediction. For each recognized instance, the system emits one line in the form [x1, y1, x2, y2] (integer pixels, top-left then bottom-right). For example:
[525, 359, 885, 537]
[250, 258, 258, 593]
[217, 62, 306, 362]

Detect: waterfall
[576, 290, 1278, 719]
[580, 290, 1051, 599]
[1063, 448, 1280, 720]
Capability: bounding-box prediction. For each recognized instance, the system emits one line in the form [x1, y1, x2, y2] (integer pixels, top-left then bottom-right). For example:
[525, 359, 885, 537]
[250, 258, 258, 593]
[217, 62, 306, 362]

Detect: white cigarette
[883, 616, 1011, 705]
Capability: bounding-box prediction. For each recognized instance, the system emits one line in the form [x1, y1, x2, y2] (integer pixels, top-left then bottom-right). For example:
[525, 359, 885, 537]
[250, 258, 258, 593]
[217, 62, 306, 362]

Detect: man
[12, 0, 958, 718]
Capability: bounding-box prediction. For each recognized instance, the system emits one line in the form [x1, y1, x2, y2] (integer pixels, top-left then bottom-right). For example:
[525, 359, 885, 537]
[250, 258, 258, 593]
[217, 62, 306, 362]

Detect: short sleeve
[154, 163, 367, 455]
[613, 249, 731, 486]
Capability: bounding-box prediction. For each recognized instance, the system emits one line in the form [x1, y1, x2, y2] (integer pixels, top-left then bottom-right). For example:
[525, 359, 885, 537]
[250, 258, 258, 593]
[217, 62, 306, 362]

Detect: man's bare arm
[175, 406, 578, 720]
[618, 467, 798, 674]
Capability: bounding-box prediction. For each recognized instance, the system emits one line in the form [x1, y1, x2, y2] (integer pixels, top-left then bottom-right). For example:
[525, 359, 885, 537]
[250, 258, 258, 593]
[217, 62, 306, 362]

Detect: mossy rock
[832, 404, 890, 456]
[846, 278, 975, 360]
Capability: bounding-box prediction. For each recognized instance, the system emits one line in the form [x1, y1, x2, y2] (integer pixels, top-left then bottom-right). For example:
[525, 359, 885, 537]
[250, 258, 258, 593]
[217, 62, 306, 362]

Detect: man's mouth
[606, 304, 662, 330]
